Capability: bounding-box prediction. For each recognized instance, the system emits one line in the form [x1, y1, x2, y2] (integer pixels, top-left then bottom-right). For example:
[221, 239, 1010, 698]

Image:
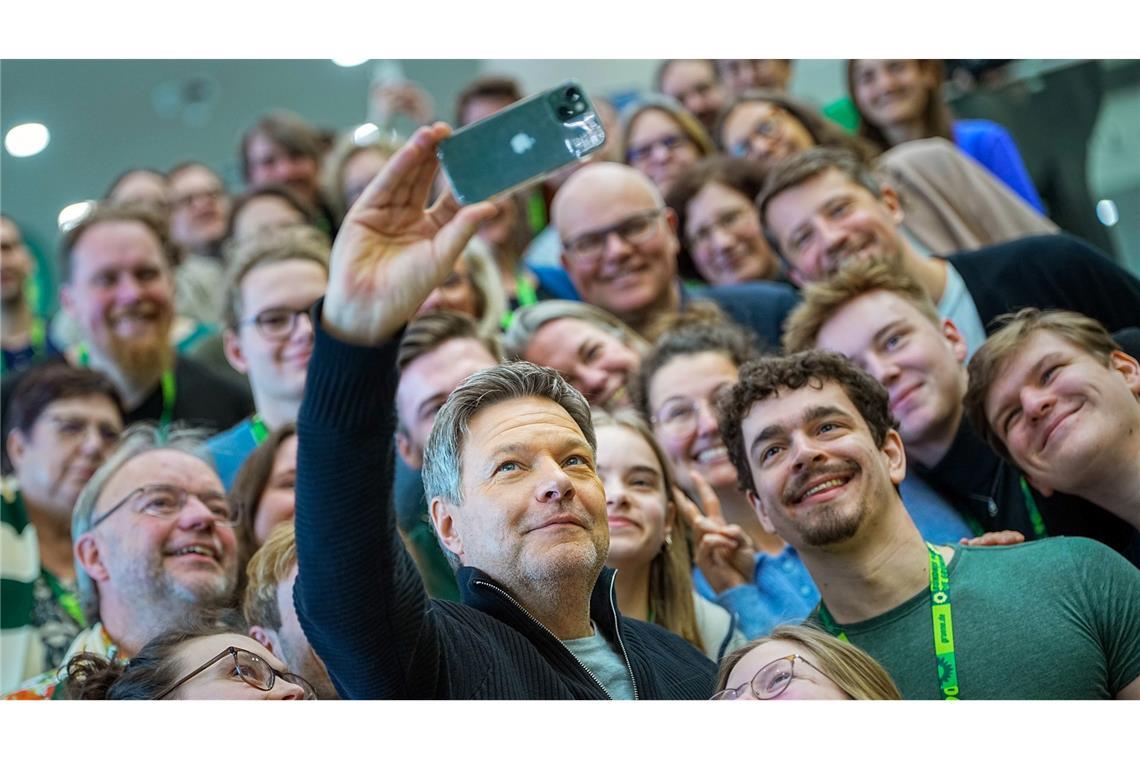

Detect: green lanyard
[1019, 477, 1048, 540]
[77, 343, 177, 431]
[42, 570, 86, 629]
[501, 273, 540, 330]
[818, 543, 961, 700]
[1, 317, 47, 373]
[249, 413, 270, 446]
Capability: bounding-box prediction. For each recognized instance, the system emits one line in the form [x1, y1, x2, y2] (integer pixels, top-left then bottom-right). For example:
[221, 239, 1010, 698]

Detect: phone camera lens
[565, 88, 581, 102]
[558, 106, 575, 120]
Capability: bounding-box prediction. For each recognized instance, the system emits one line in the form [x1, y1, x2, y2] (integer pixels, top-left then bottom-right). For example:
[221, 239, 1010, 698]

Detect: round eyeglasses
[711, 653, 827, 700]
[155, 646, 317, 700]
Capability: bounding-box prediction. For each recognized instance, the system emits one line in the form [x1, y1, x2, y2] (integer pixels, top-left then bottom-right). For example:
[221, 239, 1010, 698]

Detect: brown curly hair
[717, 351, 897, 493]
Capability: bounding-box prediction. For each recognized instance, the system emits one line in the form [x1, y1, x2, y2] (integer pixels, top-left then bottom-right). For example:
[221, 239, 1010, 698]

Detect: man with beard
[1, 205, 252, 438]
[4, 426, 238, 699]
[718, 350, 1140, 699]
[244, 521, 337, 699]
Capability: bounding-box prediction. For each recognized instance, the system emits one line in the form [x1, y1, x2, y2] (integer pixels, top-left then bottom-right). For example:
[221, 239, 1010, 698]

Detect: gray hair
[421, 361, 596, 570]
[72, 423, 216, 623]
[500, 299, 650, 361]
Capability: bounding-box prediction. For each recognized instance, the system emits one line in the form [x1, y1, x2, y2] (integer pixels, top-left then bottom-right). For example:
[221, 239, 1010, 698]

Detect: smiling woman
[593, 408, 746, 661]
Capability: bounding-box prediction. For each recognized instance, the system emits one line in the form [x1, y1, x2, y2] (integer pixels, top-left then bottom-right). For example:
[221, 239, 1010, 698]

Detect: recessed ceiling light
[5, 123, 50, 157]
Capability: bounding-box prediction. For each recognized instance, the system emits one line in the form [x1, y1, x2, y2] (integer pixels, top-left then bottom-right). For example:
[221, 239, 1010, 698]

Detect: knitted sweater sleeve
[292, 302, 436, 698]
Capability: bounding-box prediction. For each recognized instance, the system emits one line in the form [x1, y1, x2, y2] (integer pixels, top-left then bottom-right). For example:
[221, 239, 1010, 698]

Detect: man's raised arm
[292, 124, 495, 698]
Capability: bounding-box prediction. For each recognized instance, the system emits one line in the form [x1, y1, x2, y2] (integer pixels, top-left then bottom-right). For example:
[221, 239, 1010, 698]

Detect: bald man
[554, 162, 799, 348]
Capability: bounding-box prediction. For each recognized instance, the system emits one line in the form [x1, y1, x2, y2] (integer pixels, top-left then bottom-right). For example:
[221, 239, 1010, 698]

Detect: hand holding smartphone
[436, 80, 608, 205]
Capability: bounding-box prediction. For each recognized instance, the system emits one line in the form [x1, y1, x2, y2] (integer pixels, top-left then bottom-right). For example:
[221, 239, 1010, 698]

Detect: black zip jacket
[293, 302, 716, 699]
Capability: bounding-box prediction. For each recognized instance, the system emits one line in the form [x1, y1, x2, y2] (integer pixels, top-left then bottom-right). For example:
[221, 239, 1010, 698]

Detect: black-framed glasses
[711, 654, 826, 700]
[562, 209, 664, 263]
[626, 133, 692, 164]
[241, 303, 317, 341]
[155, 646, 317, 700]
[90, 484, 235, 529]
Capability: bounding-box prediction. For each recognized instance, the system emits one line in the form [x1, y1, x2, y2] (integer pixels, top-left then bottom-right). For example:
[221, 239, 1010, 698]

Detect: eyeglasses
[155, 646, 317, 700]
[711, 654, 826, 700]
[44, 414, 122, 448]
[651, 396, 719, 439]
[90, 483, 235, 529]
[241, 304, 317, 341]
[626, 133, 693, 164]
[562, 209, 664, 264]
[686, 206, 750, 249]
[171, 188, 224, 210]
[729, 115, 786, 158]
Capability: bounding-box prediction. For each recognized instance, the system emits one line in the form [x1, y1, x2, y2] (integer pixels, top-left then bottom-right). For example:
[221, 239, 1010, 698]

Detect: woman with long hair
[847, 59, 1044, 211]
[593, 407, 745, 661]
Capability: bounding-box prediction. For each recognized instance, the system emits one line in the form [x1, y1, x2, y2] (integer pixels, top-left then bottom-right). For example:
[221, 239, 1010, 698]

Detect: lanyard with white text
[817, 543, 961, 700]
[77, 343, 176, 431]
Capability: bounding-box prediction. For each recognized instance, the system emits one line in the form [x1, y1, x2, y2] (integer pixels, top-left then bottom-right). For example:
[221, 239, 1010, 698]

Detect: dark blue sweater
[292, 304, 717, 699]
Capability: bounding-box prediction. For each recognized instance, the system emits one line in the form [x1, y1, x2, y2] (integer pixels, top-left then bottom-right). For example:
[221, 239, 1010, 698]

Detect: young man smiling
[966, 309, 1140, 559]
[783, 260, 1137, 557]
[717, 349, 1140, 699]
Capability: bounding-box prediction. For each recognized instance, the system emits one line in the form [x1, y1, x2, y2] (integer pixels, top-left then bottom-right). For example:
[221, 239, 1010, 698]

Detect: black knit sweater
[293, 304, 717, 699]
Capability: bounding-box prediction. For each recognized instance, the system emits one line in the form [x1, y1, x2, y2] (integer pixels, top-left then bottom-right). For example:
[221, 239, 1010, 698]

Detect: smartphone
[437, 80, 607, 205]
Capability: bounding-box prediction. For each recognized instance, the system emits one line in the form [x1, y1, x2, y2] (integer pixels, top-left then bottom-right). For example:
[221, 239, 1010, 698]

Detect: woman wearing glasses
[621, 95, 717, 197]
[715, 89, 1055, 260]
[665, 156, 786, 287]
[593, 407, 746, 662]
[66, 625, 316, 700]
[713, 624, 901, 700]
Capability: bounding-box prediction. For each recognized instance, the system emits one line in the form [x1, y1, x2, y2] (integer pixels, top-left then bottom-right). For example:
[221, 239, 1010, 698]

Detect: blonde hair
[242, 521, 298, 632]
[620, 95, 717, 162]
[964, 308, 1124, 460]
[716, 623, 902, 699]
[591, 407, 703, 653]
[783, 258, 941, 353]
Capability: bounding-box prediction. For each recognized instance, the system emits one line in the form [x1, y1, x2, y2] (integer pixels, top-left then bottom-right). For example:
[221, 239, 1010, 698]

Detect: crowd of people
[2, 59, 1138, 701]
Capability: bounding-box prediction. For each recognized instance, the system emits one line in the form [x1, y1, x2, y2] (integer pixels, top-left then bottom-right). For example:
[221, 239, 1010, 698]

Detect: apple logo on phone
[510, 132, 536, 154]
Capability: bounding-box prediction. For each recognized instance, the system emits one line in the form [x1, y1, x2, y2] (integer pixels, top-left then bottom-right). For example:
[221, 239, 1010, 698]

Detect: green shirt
[811, 538, 1140, 699]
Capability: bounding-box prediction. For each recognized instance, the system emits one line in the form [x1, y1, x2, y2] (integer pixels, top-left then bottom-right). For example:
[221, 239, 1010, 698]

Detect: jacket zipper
[605, 571, 640, 700]
[472, 579, 638, 700]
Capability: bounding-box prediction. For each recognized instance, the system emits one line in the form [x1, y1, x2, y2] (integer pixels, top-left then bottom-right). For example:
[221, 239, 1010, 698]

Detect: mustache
[783, 462, 860, 503]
